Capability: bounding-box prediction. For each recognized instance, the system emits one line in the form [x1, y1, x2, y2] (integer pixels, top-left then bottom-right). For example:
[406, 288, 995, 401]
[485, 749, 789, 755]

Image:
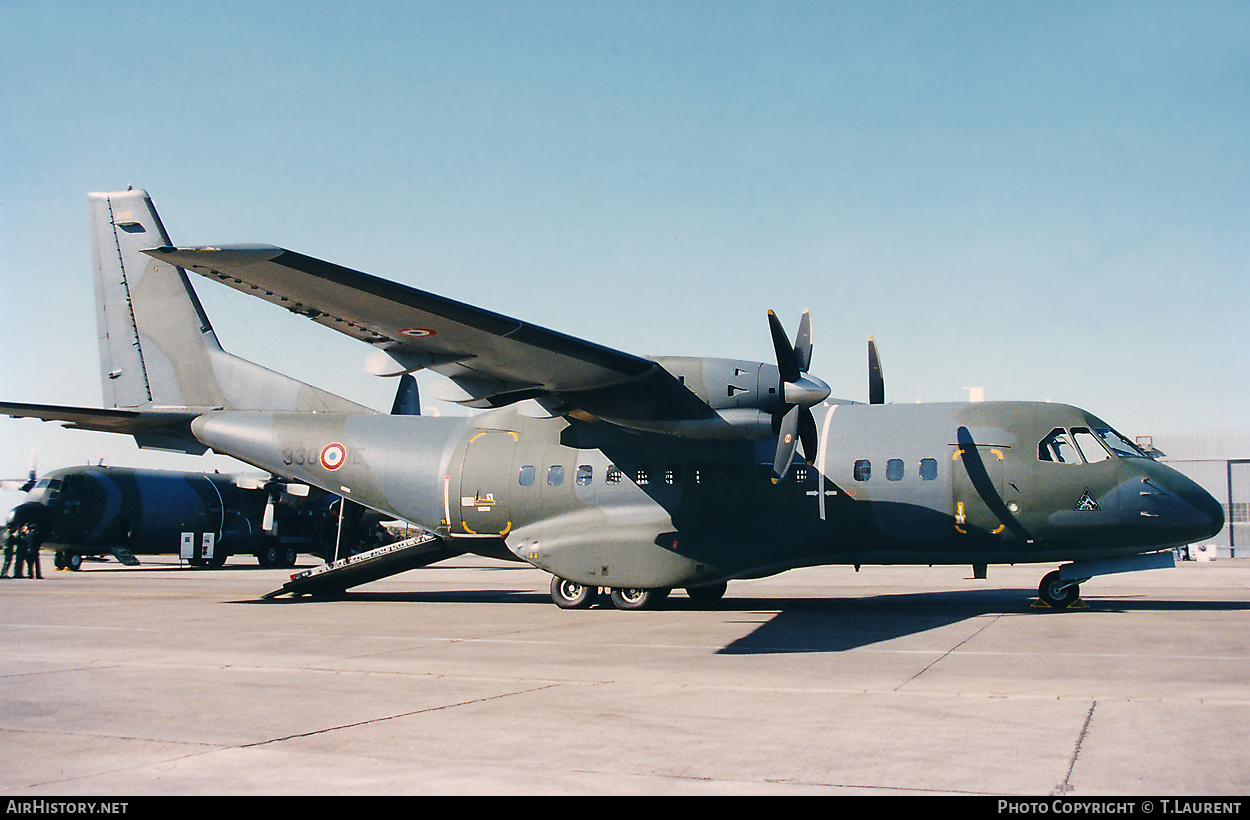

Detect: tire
[1039, 570, 1080, 608]
[67, 553, 81, 571]
[258, 544, 280, 567]
[609, 586, 669, 611]
[551, 576, 598, 609]
[686, 581, 727, 603]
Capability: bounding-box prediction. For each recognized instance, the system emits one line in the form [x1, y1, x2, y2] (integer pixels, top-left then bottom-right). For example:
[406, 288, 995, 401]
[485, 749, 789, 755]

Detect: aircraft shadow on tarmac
[232, 582, 1250, 655]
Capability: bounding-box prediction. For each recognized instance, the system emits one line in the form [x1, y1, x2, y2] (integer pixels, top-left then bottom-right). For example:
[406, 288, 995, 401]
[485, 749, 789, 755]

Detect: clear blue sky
[2, 1, 1247, 514]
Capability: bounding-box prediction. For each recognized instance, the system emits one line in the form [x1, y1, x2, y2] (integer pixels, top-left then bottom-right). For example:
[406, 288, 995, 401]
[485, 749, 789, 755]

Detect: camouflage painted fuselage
[191, 399, 1223, 590]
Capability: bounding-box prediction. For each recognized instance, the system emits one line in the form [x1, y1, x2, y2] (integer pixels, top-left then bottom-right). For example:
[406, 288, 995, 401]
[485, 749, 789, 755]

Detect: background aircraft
[4, 463, 391, 570]
[1, 190, 1224, 608]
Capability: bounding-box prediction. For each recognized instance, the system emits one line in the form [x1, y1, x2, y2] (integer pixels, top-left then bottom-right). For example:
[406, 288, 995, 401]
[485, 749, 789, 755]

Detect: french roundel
[399, 327, 436, 338]
[320, 442, 347, 471]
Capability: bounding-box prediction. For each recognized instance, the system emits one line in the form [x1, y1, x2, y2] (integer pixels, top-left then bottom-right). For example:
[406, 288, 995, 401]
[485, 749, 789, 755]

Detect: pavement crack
[239, 683, 562, 748]
[1054, 699, 1097, 795]
[894, 614, 1003, 690]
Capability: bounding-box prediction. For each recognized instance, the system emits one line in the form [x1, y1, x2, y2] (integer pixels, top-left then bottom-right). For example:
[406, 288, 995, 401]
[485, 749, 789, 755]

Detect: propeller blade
[390, 373, 421, 416]
[798, 405, 818, 464]
[772, 405, 800, 481]
[868, 336, 885, 405]
[262, 498, 276, 534]
[768, 310, 801, 384]
[793, 309, 813, 373]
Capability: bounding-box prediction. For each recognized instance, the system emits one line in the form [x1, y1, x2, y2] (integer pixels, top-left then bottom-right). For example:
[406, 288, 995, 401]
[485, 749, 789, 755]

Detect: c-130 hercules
[2, 189, 1223, 609]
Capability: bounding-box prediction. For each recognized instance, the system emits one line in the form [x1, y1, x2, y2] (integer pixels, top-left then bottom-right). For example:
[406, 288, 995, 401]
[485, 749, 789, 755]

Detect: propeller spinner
[767, 309, 830, 482]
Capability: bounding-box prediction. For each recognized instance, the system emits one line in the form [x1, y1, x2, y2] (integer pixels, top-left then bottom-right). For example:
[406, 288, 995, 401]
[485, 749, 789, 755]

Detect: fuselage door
[459, 430, 517, 536]
[951, 427, 1017, 540]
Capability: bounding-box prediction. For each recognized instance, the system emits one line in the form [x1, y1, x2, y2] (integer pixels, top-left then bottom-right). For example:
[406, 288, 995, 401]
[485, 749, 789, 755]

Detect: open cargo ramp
[264, 533, 459, 598]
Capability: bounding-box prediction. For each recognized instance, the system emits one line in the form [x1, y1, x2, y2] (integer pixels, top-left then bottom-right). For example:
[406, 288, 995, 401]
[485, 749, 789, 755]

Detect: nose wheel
[1038, 570, 1082, 609]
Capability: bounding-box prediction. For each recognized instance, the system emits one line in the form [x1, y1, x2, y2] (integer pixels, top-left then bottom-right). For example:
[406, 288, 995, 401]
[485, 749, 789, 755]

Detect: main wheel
[551, 576, 598, 609]
[685, 581, 727, 603]
[609, 586, 669, 611]
[1038, 570, 1080, 608]
[258, 544, 280, 567]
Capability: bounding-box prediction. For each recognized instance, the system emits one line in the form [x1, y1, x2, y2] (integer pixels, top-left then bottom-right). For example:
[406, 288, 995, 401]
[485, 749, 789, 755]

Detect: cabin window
[920, 458, 938, 481]
[886, 459, 904, 481]
[575, 465, 593, 486]
[853, 459, 871, 482]
[1038, 428, 1081, 464]
[518, 465, 535, 486]
[693, 463, 711, 484]
[547, 465, 564, 486]
[793, 465, 810, 483]
[606, 466, 622, 485]
[664, 465, 682, 485]
[635, 465, 651, 485]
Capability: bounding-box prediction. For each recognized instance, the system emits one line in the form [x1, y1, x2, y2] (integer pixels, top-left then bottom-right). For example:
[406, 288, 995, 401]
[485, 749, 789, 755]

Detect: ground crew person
[1, 526, 17, 578]
[21, 523, 43, 579]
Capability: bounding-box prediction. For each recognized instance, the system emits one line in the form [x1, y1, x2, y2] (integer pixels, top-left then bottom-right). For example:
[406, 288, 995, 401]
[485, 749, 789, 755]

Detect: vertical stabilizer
[89, 190, 370, 415]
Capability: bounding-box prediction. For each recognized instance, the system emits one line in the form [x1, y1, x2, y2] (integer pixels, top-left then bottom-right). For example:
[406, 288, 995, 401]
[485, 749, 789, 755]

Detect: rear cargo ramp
[264, 533, 459, 598]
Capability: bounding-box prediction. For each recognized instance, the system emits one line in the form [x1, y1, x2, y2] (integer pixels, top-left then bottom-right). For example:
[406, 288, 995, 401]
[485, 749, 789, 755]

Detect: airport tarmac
[0, 554, 1247, 796]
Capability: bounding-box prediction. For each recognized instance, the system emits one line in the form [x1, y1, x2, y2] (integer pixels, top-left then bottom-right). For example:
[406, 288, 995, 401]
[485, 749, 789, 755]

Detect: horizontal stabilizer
[0, 401, 207, 454]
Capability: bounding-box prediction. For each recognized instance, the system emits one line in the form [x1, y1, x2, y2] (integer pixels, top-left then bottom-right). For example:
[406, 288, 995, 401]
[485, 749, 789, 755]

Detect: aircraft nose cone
[1136, 469, 1225, 545]
[1188, 484, 1225, 539]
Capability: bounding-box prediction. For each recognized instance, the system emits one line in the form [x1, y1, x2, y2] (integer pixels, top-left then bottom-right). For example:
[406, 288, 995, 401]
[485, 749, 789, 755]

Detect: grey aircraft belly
[1, 189, 1224, 610]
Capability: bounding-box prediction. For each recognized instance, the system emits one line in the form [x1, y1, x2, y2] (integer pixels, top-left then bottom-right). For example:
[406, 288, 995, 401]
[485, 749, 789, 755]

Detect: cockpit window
[1038, 429, 1081, 463]
[1091, 426, 1149, 458]
[1071, 428, 1111, 464]
[1039, 425, 1148, 464]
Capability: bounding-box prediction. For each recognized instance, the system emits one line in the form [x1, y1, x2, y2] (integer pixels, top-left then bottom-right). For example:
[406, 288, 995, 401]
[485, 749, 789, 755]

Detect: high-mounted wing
[148, 245, 715, 423]
[0, 402, 207, 454]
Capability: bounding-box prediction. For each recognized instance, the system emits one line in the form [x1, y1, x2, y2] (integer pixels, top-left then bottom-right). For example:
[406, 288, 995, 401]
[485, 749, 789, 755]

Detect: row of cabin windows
[518, 463, 747, 487]
[853, 458, 940, 483]
[518, 462, 827, 487]
[517, 459, 938, 487]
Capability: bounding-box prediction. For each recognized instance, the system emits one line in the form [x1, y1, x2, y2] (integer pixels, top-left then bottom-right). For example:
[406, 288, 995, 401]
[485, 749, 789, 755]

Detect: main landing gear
[550, 576, 728, 610]
[53, 550, 82, 571]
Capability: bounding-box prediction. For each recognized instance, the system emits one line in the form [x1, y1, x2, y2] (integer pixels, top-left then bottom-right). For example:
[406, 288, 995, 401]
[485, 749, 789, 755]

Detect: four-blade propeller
[767, 309, 831, 481]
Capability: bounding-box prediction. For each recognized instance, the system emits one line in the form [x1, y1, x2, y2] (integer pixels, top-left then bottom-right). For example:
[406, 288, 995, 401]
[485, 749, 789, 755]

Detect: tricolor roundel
[320, 442, 347, 471]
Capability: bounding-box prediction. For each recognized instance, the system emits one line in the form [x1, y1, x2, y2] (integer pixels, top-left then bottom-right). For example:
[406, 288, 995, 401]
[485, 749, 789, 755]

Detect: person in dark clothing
[21, 523, 43, 579]
[1, 526, 17, 578]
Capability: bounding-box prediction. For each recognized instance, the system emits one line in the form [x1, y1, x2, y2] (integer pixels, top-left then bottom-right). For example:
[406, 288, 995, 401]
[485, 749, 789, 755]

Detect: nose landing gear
[1038, 570, 1083, 609]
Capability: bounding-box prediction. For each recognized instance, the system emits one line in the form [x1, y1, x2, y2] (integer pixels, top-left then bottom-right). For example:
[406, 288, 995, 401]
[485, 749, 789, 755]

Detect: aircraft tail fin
[89, 189, 369, 416]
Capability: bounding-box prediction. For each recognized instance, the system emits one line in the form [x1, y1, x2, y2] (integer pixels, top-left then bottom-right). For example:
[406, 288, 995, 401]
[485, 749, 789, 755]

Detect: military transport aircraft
[0, 189, 1224, 609]
[4, 463, 378, 570]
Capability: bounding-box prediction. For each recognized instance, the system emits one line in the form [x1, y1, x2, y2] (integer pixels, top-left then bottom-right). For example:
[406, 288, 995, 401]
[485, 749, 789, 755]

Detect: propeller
[235, 476, 310, 534]
[767, 309, 831, 481]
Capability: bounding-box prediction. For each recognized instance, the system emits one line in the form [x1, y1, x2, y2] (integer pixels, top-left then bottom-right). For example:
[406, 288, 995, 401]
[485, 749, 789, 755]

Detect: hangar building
[1137, 430, 1250, 559]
